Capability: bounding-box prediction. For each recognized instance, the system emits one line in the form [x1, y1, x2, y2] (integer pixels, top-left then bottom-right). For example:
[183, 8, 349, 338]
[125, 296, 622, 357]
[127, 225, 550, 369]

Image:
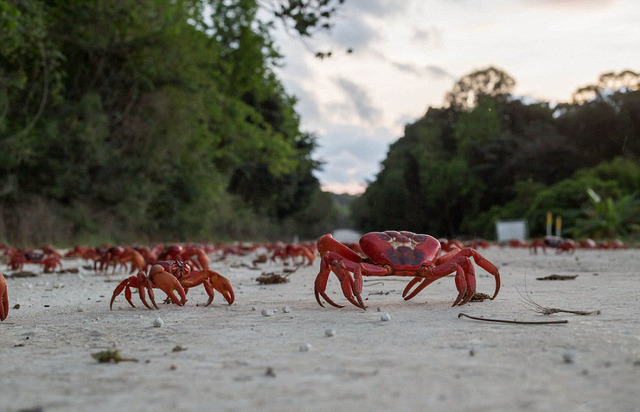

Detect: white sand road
[0, 247, 639, 412]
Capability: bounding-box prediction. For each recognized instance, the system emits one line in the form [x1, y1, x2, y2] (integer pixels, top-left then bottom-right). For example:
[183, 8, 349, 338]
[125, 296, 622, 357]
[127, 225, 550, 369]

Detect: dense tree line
[352, 67, 640, 240]
[0, 0, 344, 245]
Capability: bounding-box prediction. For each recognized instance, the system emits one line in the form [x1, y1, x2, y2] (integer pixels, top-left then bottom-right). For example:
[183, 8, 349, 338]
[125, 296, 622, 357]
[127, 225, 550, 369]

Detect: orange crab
[110, 260, 234, 310]
[314, 231, 501, 310]
[0, 271, 8, 321]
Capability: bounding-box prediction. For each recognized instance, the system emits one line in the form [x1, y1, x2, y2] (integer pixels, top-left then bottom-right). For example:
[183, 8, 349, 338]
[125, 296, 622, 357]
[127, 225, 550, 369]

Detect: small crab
[314, 231, 501, 310]
[110, 260, 234, 310]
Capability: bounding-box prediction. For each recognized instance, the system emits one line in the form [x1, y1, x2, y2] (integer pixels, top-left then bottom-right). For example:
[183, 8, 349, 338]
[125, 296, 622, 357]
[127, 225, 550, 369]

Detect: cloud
[282, 80, 323, 126]
[390, 62, 455, 79]
[344, 0, 410, 18]
[319, 14, 381, 51]
[313, 124, 396, 193]
[523, 0, 614, 11]
[411, 26, 443, 48]
[333, 77, 382, 122]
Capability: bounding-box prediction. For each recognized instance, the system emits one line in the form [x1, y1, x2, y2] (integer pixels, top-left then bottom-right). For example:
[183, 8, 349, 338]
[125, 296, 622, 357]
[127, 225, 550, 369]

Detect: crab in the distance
[110, 260, 234, 310]
[314, 231, 501, 310]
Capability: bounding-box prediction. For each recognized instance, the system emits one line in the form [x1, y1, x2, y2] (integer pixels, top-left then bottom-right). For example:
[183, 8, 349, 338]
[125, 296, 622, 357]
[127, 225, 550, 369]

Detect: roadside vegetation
[0, 0, 345, 245]
[352, 67, 640, 241]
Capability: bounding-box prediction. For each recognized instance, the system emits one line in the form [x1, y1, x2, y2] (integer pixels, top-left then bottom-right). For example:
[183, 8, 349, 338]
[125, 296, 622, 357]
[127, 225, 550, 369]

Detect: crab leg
[110, 273, 157, 310]
[402, 262, 463, 302]
[315, 251, 388, 310]
[110, 276, 136, 309]
[455, 248, 500, 299]
[315, 256, 344, 308]
[337, 262, 365, 310]
[124, 284, 136, 308]
[0, 272, 8, 321]
[452, 260, 476, 306]
[136, 272, 158, 310]
[403, 248, 499, 306]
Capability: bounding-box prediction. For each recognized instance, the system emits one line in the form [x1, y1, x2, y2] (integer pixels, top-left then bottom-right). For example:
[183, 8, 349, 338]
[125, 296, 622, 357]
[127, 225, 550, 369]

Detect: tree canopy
[352, 67, 640, 240]
[0, 0, 344, 245]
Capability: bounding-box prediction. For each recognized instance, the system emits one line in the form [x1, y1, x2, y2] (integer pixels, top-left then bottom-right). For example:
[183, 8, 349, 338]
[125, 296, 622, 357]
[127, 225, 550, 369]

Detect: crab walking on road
[314, 231, 501, 310]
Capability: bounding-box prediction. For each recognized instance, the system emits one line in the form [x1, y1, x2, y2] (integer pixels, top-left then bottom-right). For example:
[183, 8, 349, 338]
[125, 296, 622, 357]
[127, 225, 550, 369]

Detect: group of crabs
[0, 231, 502, 321]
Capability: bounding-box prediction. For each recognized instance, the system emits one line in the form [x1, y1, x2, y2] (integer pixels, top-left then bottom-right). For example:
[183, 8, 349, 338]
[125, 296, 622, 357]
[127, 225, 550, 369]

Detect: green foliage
[0, 0, 344, 245]
[353, 65, 640, 240]
[523, 175, 619, 237]
[573, 189, 640, 239]
[444, 66, 516, 111]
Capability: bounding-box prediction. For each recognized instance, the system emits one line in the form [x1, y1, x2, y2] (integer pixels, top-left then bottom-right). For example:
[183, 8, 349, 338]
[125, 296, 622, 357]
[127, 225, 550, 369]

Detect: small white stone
[299, 343, 312, 352]
[76, 305, 84, 312]
[282, 306, 291, 313]
[381, 313, 391, 321]
[251, 306, 257, 311]
[261, 309, 274, 317]
[153, 317, 164, 327]
[325, 328, 336, 337]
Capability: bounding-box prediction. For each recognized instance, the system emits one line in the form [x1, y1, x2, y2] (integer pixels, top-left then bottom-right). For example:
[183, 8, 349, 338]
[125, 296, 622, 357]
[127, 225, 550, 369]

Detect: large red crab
[110, 260, 234, 310]
[314, 231, 501, 310]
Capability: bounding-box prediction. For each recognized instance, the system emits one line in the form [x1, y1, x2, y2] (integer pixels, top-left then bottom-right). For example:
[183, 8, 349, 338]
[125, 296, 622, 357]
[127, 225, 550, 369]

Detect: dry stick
[458, 312, 568, 325]
[363, 281, 385, 287]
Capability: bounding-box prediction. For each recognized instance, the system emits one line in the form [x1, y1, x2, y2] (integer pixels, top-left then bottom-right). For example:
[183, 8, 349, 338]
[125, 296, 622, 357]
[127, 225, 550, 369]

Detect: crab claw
[149, 264, 186, 306]
[202, 270, 235, 305]
[0, 272, 9, 321]
[180, 269, 235, 306]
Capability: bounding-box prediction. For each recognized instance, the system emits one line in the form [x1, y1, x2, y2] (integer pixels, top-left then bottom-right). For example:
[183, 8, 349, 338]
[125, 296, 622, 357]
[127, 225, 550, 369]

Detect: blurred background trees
[0, 0, 344, 245]
[352, 67, 640, 241]
[1, 1, 638, 245]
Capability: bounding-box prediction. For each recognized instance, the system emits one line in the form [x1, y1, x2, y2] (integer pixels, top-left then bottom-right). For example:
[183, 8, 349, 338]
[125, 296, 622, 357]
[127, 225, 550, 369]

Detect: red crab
[0, 271, 8, 321]
[8, 250, 62, 273]
[110, 260, 234, 310]
[314, 231, 501, 310]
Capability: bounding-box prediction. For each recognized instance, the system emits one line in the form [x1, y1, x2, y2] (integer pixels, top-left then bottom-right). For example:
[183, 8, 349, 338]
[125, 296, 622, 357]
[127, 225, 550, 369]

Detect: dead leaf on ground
[537, 274, 578, 281]
[58, 268, 79, 274]
[470, 292, 491, 302]
[91, 349, 138, 363]
[7, 271, 38, 278]
[256, 272, 290, 284]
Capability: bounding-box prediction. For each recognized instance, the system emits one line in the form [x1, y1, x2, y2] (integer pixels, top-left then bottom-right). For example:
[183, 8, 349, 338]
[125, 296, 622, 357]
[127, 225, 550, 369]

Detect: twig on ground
[458, 312, 568, 325]
[367, 290, 395, 296]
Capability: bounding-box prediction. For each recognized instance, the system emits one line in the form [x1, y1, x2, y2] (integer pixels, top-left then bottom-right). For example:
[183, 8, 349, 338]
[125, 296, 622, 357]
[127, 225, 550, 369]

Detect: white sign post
[495, 220, 529, 242]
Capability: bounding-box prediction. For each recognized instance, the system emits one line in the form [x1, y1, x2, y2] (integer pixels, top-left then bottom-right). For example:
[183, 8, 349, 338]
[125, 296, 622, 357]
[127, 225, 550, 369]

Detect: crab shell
[359, 231, 441, 272]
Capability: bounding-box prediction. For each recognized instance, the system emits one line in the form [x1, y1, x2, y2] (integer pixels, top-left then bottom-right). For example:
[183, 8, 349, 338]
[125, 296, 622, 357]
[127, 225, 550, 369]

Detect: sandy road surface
[1, 247, 639, 411]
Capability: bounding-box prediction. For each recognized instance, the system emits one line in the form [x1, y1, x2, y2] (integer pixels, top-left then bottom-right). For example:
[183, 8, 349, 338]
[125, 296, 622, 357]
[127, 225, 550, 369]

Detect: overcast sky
[271, 0, 640, 194]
